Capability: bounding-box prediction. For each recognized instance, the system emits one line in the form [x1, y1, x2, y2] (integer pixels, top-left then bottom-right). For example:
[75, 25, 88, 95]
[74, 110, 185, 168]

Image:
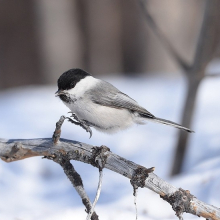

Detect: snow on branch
[0, 137, 219, 219]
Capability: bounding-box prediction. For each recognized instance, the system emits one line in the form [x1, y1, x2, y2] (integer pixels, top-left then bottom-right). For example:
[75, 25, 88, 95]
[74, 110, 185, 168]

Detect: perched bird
[56, 68, 193, 137]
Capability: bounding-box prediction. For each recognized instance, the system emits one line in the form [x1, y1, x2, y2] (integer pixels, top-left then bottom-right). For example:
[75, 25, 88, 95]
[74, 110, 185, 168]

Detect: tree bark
[0, 138, 219, 219]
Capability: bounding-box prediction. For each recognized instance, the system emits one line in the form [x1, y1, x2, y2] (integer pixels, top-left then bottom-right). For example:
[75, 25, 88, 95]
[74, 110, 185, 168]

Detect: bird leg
[67, 113, 93, 138]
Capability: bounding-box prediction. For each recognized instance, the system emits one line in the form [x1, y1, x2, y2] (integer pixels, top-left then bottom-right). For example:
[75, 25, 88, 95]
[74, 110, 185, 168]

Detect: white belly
[65, 99, 135, 133]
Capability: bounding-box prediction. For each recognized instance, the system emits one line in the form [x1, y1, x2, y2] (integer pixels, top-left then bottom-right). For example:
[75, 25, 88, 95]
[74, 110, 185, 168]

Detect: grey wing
[86, 80, 155, 118]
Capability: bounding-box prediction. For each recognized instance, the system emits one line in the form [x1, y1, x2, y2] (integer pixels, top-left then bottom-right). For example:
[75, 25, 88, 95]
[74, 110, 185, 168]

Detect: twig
[46, 153, 99, 220]
[130, 166, 154, 220]
[133, 186, 138, 220]
[178, 213, 183, 220]
[86, 169, 103, 220]
[52, 116, 98, 219]
[87, 146, 110, 220]
[0, 138, 219, 219]
[52, 115, 66, 143]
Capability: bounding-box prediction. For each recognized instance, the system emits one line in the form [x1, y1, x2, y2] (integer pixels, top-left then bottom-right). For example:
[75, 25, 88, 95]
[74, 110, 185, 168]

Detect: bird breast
[66, 98, 135, 133]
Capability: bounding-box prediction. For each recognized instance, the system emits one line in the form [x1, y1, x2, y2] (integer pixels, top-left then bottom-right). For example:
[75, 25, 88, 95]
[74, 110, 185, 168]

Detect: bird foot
[67, 113, 93, 138]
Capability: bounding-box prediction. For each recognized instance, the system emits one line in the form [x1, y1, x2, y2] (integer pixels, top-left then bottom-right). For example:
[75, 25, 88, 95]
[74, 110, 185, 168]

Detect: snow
[0, 73, 220, 220]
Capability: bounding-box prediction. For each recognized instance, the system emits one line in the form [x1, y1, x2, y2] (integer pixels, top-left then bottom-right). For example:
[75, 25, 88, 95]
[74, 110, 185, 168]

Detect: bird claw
[67, 113, 93, 138]
[84, 126, 93, 139]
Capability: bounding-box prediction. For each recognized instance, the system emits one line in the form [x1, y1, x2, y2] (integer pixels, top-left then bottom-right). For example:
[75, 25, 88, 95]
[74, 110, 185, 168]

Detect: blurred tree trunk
[0, 0, 43, 89]
[76, 0, 123, 75]
[139, 0, 220, 175]
[75, 0, 149, 76]
[141, 0, 203, 75]
[36, 0, 84, 84]
[172, 0, 220, 175]
[119, 0, 148, 74]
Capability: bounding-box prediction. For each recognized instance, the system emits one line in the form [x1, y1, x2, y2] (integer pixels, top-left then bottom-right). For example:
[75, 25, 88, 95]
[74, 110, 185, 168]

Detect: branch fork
[0, 115, 220, 219]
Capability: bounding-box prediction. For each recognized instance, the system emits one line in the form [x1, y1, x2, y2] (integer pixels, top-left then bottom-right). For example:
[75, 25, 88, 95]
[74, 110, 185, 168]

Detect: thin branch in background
[190, 0, 220, 74]
[1, 138, 220, 219]
[138, 0, 190, 71]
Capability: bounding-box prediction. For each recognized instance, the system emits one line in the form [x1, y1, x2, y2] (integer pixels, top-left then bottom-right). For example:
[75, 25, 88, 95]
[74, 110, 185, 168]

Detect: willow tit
[56, 68, 193, 136]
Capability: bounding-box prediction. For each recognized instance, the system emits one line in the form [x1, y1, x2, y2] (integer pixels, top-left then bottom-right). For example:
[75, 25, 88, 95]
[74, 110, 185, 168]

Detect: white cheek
[68, 76, 99, 98]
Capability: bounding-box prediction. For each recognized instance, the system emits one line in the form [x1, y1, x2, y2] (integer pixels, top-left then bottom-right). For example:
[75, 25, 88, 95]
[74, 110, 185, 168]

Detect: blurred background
[2, 0, 219, 88]
[0, 0, 220, 219]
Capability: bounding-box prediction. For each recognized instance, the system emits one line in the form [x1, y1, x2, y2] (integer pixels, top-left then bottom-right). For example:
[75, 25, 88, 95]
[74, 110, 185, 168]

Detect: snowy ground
[0, 72, 220, 220]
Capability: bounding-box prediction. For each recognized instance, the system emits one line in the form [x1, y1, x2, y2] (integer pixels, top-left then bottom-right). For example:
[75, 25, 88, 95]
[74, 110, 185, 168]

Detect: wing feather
[86, 80, 155, 118]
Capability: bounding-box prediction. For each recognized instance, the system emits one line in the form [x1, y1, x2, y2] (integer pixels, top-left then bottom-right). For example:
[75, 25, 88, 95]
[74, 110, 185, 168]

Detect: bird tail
[151, 117, 194, 133]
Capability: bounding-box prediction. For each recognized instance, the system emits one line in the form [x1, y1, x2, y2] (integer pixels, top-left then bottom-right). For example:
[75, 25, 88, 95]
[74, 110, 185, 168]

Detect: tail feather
[152, 117, 194, 133]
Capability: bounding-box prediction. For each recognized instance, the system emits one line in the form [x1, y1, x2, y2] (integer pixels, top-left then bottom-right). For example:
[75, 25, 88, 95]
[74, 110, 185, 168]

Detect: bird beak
[55, 90, 67, 97]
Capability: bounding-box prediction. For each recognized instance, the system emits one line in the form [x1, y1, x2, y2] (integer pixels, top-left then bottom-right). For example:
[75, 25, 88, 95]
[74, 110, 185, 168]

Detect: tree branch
[0, 138, 219, 219]
[46, 153, 99, 220]
[52, 115, 99, 220]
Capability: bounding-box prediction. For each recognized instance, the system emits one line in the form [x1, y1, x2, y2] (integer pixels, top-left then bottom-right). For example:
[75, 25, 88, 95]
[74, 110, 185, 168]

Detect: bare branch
[86, 169, 103, 220]
[46, 153, 99, 220]
[86, 145, 109, 220]
[51, 115, 98, 219]
[52, 115, 66, 143]
[0, 138, 219, 219]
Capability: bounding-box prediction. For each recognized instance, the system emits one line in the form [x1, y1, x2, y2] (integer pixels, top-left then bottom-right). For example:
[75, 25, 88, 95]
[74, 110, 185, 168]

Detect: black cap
[57, 68, 91, 91]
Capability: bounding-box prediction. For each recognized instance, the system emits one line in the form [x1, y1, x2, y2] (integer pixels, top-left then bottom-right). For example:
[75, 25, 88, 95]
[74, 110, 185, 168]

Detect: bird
[55, 68, 193, 137]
